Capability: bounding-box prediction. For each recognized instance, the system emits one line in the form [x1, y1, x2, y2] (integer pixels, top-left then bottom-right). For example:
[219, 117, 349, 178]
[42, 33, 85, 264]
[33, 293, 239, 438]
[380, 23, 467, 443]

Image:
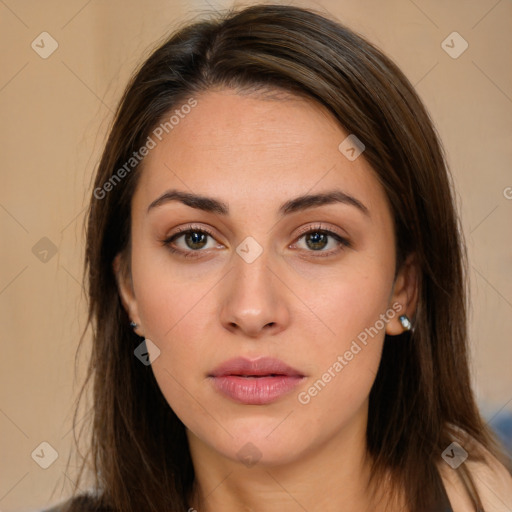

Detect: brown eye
[182, 231, 209, 250]
[161, 226, 222, 259]
[304, 231, 330, 250]
[293, 226, 351, 257]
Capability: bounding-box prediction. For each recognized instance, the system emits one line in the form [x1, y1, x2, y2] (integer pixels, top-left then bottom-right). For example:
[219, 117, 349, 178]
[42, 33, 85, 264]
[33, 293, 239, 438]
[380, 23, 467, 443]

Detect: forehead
[134, 89, 389, 220]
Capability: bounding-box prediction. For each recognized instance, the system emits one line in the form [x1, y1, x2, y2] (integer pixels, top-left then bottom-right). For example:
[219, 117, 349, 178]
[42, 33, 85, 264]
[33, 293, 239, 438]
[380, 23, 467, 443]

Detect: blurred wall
[1, 0, 511, 510]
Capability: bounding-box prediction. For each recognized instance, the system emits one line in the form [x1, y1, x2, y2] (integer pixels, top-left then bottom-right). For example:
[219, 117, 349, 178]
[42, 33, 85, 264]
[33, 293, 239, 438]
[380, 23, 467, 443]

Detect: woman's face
[116, 88, 415, 467]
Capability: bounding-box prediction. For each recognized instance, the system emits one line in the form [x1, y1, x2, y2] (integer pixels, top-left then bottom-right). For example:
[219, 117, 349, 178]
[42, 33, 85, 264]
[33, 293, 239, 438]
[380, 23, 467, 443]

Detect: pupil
[307, 232, 327, 250]
[186, 232, 207, 250]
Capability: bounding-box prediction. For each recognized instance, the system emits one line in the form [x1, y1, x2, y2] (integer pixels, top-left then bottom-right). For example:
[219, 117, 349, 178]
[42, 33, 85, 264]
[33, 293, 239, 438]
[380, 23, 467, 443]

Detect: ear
[113, 253, 143, 336]
[385, 253, 419, 336]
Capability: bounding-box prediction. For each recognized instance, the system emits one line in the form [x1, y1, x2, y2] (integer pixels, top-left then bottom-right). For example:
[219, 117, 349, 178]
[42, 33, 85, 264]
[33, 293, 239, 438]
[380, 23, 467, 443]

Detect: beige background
[1, 0, 511, 510]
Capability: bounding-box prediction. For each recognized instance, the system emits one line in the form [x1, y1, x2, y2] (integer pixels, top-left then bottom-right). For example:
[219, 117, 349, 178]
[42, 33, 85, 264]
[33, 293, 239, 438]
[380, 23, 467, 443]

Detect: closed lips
[209, 356, 305, 378]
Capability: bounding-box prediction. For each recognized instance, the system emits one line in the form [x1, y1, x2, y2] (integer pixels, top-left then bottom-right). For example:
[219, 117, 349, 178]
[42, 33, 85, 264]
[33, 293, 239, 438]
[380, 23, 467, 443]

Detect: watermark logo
[31, 32, 58, 59]
[442, 442, 468, 469]
[236, 236, 263, 264]
[237, 442, 262, 468]
[31, 441, 59, 469]
[32, 237, 58, 263]
[441, 32, 468, 59]
[134, 339, 161, 366]
[338, 134, 365, 161]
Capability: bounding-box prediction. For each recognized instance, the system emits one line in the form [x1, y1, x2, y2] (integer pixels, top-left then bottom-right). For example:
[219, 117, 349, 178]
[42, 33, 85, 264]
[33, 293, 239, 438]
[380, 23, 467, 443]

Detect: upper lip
[209, 357, 304, 377]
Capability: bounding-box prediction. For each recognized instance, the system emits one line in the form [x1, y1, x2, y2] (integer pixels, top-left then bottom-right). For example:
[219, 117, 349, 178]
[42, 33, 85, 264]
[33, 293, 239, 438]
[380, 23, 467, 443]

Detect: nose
[219, 248, 290, 338]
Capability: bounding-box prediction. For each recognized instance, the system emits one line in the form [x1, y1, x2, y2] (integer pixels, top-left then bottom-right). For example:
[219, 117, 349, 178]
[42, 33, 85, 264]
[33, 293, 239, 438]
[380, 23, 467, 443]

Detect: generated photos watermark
[297, 302, 403, 405]
[94, 97, 197, 200]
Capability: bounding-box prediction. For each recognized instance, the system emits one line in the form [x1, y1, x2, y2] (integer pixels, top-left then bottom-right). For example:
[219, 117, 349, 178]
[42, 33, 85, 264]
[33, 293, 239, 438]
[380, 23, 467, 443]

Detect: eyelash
[160, 223, 350, 260]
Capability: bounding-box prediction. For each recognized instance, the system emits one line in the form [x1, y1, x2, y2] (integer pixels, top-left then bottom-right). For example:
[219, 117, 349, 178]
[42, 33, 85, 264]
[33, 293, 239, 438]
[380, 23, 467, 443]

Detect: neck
[186, 405, 387, 512]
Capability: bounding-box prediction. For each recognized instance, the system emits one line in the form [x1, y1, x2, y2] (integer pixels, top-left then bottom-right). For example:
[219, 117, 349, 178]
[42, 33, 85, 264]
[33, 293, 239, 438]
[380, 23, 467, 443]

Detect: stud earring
[399, 315, 412, 331]
[130, 321, 138, 329]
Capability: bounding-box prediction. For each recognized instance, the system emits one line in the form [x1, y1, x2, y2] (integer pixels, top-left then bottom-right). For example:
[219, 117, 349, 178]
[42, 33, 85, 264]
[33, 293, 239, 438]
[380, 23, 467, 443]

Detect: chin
[226, 436, 306, 468]
[197, 418, 314, 468]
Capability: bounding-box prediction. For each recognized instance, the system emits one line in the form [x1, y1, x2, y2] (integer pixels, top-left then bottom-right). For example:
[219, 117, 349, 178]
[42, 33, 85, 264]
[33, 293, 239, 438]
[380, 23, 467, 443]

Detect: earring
[399, 315, 412, 331]
[130, 321, 138, 329]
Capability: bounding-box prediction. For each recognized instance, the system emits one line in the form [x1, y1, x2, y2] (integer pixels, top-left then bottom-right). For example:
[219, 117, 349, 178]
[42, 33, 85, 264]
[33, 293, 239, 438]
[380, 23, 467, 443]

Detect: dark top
[431, 465, 455, 512]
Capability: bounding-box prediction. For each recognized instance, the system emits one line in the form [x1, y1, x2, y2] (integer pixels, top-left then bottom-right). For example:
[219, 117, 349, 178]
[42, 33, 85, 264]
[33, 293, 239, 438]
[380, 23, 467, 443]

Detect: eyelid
[293, 222, 347, 240]
[165, 223, 218, 240]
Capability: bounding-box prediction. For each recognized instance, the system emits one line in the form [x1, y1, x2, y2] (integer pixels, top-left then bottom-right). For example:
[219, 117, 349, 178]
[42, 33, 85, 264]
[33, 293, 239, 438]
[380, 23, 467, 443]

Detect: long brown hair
[65, 4, 509, 511]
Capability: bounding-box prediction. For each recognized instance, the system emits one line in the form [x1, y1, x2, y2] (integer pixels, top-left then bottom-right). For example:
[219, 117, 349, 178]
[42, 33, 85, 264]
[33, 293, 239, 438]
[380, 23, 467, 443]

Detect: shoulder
[438, 437, 512, 512]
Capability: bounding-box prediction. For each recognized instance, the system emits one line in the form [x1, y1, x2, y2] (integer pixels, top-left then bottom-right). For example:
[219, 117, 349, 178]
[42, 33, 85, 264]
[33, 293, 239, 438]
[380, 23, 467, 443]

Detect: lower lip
[210, 375, 304, 405]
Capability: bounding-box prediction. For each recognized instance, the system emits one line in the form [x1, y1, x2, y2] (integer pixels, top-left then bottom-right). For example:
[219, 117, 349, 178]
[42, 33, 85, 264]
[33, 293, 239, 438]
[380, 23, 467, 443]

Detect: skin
[115, 88, 420, 512]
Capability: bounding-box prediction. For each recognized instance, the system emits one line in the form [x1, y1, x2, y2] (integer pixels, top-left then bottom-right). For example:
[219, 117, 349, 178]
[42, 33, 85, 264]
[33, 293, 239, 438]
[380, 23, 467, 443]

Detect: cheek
[292, 279, 389, 430]
[130, 244, 218, 373]
[131, 240, 216, 340]
[134, 274, 214, 381]
[291, 262, 392, 409]
[297, 260, 393, 352]
[133, 267, 214, 431]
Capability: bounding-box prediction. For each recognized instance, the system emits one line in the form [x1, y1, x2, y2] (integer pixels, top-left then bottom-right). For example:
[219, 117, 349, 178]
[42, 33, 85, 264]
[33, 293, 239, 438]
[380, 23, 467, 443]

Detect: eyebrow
[147, 189, 370, 218]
